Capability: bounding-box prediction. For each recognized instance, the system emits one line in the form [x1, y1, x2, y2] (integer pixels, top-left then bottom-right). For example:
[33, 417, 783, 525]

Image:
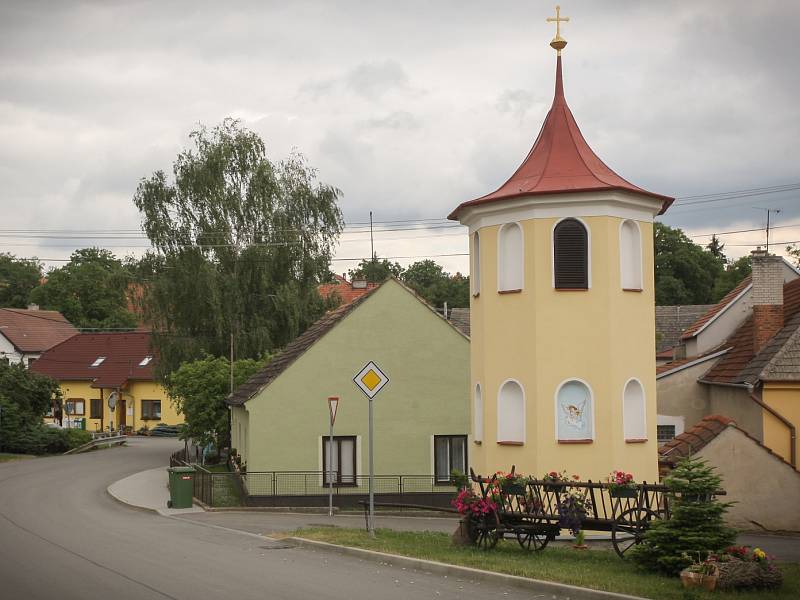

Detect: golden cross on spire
[546, 5, 570, 55]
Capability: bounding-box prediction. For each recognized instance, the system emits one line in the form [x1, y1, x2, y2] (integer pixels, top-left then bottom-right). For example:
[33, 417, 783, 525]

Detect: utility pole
[369, 211, 374, 261]
[754, 208, 782, 253]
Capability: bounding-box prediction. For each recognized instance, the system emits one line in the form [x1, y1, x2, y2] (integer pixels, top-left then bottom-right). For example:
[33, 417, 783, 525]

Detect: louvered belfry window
[554, 218, 588, 289]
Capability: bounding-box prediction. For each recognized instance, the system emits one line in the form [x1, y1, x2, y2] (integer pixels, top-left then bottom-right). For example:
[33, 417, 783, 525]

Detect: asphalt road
[0, 438, 545, 600]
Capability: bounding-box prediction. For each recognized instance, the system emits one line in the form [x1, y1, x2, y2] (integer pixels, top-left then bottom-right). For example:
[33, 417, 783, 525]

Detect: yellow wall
[762, 382, 800, 465]
[45, 379, 181, 432]
[470, 216, 660, 482]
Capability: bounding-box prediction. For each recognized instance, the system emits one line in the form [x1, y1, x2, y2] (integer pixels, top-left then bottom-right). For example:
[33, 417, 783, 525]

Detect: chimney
[750, 248, 784, 353]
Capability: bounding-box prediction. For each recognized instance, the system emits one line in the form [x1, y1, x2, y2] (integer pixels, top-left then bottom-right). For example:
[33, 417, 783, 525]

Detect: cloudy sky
[1, 0, 798, 276]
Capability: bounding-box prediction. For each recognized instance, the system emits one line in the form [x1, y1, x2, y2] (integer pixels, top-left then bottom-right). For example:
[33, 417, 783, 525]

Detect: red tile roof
[449, 56, 673, 221]
[318, 274, 377, 305]
[656, 347, 728, 376]
[680, 277, 752, 340]
[0, 308, 77, 353]
[658, 415, 735, 464]
[30, 332, 156, 388]
[701, 278, 800, 384]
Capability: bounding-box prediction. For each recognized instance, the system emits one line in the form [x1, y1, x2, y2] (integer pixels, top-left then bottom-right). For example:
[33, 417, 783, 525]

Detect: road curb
[105, 485, 160, 514]
[286, 537, 647, 600]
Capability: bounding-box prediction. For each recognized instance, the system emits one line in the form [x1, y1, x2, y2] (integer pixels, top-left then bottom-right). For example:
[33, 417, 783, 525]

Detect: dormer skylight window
[139, 356, 153, 367]
[90, 356, 106, 367]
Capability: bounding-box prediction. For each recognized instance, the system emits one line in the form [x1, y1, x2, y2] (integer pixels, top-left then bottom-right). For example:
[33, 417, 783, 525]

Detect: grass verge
[0, 453, 36, 463]
[292, 527, 800, 600]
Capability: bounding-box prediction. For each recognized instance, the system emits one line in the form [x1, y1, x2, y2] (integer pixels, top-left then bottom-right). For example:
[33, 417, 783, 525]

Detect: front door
[118, 399, 126, 431]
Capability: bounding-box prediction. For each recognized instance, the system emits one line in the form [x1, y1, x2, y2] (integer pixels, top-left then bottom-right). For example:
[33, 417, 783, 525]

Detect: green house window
[434, 435, 467, 483]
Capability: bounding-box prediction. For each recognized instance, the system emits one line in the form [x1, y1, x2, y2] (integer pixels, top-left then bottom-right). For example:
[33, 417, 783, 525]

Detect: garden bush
[0, 398, 92, 454]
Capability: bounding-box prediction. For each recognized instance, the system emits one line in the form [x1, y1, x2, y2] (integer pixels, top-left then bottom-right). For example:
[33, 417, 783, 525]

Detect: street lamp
[327, 396, 340, 518]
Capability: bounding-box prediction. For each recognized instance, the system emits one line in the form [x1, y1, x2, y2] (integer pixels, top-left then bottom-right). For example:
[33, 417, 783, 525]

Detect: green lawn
[0, 453, 35, 463]
[291, 527, 799, 600]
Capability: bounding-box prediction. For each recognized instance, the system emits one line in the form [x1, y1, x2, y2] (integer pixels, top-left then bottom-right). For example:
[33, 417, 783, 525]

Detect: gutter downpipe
[747, 383, 797, 469]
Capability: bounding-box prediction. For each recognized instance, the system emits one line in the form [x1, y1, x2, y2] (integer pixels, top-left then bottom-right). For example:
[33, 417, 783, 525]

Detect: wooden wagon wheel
[611, 507, 658, 559]
[516, 527, 550, 552]
[468, 514, 499, 550]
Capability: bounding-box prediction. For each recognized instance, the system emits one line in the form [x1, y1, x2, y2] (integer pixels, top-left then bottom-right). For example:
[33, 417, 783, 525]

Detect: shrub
[0, 398, 92, 454]
[631, 456, 736, 575]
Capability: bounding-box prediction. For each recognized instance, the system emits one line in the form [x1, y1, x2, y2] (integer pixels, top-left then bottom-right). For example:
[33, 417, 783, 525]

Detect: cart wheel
[516, 529, 550, 552]
[469, 515, 499, 550]
[611, 507, 658, 559]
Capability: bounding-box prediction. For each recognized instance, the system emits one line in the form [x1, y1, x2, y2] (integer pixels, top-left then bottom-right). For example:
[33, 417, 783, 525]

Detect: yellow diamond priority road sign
[353, 361, 389, 399]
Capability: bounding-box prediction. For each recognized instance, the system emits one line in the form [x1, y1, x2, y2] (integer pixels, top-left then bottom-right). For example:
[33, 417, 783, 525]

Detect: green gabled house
[226, 278, 470, 505]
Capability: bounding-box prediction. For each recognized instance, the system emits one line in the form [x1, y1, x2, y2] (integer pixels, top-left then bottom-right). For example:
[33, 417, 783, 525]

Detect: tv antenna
[754, 208, 781, 252]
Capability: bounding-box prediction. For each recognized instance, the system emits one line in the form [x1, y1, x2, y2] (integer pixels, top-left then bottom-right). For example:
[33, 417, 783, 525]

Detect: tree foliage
[655, 224, 725, 305]
[631, 457, 736, 575]
[787, 244, 800, 268]
[401, 259, 470, 308]
[164, 355, 266, 449]
[0, 254, 42, 308]
[348, 255, 404, 283]
[29, 248, 137, 329]
[132, 119, 344, 377]
[712, 256, 752, 302]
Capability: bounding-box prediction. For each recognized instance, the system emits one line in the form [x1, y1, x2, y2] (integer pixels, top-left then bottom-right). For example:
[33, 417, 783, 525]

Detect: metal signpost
[327, 396, 340, 518]
[353, 361, 389, 538]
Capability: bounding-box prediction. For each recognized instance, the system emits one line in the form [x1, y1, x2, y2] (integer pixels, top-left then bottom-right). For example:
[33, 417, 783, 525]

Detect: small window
[623, 379, 646, 441]
[323, 436, 357, 486]
[473, 383, 483, 442]
[434, 435, 467, 483]
[553, 218, 588, 289]
[138, 356, 153, 367]
[90, 356, 106, 367]
[472, 231, 481, 296]
[90, 398, 103, 419]
[497, 380, 525, 444]
[556, 380, 593, 442]
[141, 400, 161, 420]
[620, 220, 643, 290]
[498, 223, 524, 291]
[657, 425, 676, 444]
[65, 399, 85, 416]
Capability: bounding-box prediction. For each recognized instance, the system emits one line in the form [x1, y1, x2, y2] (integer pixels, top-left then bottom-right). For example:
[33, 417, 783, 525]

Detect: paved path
[0, 438, 551, 600]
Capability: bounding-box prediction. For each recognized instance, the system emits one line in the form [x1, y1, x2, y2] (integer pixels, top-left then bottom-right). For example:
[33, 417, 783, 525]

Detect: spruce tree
[631, 456, 736, 575]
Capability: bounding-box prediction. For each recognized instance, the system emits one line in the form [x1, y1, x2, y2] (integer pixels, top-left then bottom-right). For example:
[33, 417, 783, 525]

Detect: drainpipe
[747, 383, 796, 469]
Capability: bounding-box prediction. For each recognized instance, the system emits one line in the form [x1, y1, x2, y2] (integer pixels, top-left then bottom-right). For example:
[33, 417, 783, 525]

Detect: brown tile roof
[655, 304, 714, 352]
[658, 415, 735, 464]
[680, 277, 751, 340]
[318, 275, 377, 305]
[226, 286, 380, 406]
[702, 278, 800, 385]
[656, 347, 728, 377]
[30, 332, 156, 388]
[0, 308, 77, 353]
[758, 313, 800, 382]
[448, 307, 470, 337]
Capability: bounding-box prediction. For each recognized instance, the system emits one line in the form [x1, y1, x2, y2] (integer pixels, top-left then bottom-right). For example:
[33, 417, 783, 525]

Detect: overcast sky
[1, 0, 798, 276]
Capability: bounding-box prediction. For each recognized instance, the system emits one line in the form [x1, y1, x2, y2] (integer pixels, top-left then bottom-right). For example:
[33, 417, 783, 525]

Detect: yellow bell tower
[449, 7, 673, 482]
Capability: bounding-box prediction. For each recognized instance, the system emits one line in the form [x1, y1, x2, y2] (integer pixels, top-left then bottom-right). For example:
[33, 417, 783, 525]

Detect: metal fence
[169, 450, 456, 508]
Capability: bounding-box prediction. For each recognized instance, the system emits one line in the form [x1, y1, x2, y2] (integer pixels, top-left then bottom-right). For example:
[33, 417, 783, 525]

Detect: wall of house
[762, 382, 800, 465]
[698, 427, 800, 532]
[687, 288, 752, 357]
[656, 360, 716, 427]
[44, 379, 180, 432]
[231, 405, 249, 465]
[469, 214, 660, 481]
[0, 334, 23, 365]
[241, 280, 470, 481]
[707, 385, 763, 441]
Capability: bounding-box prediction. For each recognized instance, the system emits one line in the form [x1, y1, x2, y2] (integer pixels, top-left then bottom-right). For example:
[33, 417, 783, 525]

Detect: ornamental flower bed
[711, 546, 784, 591]
[451, 488, 497, 517]
[606, 470, 637, 498]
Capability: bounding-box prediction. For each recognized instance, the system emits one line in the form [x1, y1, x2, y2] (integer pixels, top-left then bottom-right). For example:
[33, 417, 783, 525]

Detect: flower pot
[680, 569, 718, 591]
[572, 544, 589, 550]
[544, 484, 561, 493]
[503, 483, 527, 496]
[610, 487, 637, 498]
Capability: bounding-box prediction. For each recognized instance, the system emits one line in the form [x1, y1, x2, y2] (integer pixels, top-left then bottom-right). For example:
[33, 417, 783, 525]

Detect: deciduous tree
[0, 254, 42, 308]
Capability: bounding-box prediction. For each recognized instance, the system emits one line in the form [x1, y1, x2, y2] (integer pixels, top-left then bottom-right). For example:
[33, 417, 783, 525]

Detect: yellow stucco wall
[762, 382, 800, 464]
[470, 216, 659, 482]
[45, 379, 181, 432]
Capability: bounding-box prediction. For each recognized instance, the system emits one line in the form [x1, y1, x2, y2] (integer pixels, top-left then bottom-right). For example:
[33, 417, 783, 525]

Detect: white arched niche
[555, 379, 594, 441]
[623, 378, 647, 441]
[498, 223, 523, 292]
[472, 231, 481, 295]
[497, 380, 525, 444]
[620, 220, 643, 290]
[473, 383, 483, 442]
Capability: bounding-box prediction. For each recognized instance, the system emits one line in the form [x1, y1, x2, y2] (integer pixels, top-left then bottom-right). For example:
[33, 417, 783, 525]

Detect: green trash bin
[167, 466, 195, 508]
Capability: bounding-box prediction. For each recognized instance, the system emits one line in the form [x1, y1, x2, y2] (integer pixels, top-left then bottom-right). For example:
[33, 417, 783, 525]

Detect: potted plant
[542, 470, 569, 493]
[680, 553, 719, 591]
[497, 470, 528, 496]
[572, 529, 588, 550]
[557, 482, 591, 536]
[607, 470, 637, 498]
[451, 488, 497, 518]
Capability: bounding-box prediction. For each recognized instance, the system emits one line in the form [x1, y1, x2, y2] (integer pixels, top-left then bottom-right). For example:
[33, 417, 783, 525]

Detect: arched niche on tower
[497, 379, 525, 444]
[552, 218, 589, 290]
[497, 222, 524, 292]
[473, 383, 483, 442]
[555, 379, 594, 442]
[619, 220, 643, 291]
[623, 378, 647, 442]
[472, 231, 481, 296]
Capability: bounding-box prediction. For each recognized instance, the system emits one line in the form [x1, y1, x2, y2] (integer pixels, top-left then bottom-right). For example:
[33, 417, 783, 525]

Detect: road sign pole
[368, 397, 375, 537]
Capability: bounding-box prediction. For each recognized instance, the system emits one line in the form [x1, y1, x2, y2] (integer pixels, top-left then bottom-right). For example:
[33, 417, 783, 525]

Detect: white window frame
[657, 415, 685, 444]
[619, 219, 643, 291]
[497, 378, 526, 444]
[550, 217, 592, 289]
[497, 222, 524, 292]
[622, 377, 647, 441]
